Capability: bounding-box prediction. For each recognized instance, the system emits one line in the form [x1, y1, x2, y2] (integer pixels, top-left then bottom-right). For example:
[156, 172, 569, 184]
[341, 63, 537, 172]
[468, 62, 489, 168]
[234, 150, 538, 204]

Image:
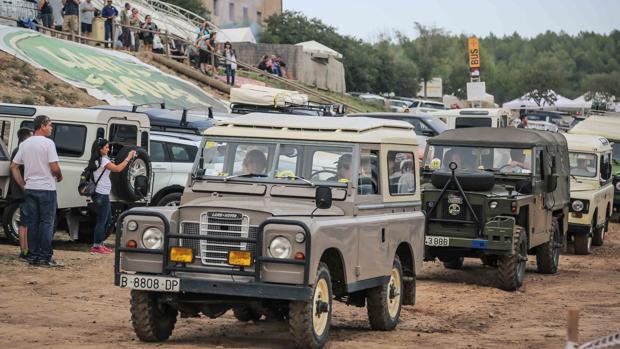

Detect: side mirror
[546, 173, 558, 193]
[421, 130, 436, 137]
[601, 163, 612, 180]
[134, 175, 149, 197]
[315, 186, 332, 209]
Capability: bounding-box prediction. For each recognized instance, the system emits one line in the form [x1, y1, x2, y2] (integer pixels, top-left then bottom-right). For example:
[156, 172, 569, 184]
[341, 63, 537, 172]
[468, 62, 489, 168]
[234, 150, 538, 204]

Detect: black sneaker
[35, 259, 65, 268]
[19, 251, 30, 262]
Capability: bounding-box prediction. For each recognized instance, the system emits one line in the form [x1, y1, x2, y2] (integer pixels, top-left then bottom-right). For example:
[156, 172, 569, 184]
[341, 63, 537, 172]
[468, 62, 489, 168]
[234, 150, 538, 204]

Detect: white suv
[149, 132, 201, 206]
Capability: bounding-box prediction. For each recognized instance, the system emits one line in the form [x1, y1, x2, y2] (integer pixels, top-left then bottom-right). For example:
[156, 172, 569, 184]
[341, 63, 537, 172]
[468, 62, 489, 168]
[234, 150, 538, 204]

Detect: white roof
[215, 27, 257, 44]
[563, 133, 612, 152]
[568, 115, 620, 140]
[428, 108, 510, 118]
[205, 113, 416, 145]
[295, 40, 343, 59]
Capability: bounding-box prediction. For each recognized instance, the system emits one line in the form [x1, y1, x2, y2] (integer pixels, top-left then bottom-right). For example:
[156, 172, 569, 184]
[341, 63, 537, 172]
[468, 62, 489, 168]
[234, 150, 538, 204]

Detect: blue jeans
[104, 21, 113, 47]
[225, 64, 235, 85]
[23, 190, 57, 262]
[92, 193, 111, 245]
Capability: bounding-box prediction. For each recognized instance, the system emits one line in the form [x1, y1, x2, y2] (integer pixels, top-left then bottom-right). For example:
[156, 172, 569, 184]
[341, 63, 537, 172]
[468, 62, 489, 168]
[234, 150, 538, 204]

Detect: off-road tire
[366, 256, 403, 331]
[111, 146, 151, 202]
[592, 215, 606, 246]
[233, 306, 262, 322]
[402, 276, 416, 306]
[289, 262, 332, 349]
[536, 217, 561, 274]
[497, 229, 527, 291]
[441, 256, 464, 270]
[2, 201, 21, 244]
[130, 290, 178, 342]
[156, 192, 182, 207]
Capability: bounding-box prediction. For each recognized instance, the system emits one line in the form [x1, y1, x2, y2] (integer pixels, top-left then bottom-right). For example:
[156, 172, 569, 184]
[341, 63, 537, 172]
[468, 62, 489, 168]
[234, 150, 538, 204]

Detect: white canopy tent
[214, 27, 257, 44]
[503, 90, 588, 109]
[295, 40, 343, 59]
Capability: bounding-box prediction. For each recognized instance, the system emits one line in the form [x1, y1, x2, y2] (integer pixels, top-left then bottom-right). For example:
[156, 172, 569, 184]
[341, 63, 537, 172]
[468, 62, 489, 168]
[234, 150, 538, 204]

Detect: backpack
[78, 163, 106, 197]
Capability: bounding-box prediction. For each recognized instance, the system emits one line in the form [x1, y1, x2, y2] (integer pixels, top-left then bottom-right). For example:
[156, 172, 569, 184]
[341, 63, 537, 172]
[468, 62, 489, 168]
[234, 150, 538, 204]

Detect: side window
[109, 123, 137, 157]
[275, 144, 299, 177]
[536, 150, 544, 179]
[310, 148, 351, 182]
[388, 151, 416, 195]
[150, 141, 168, 162]
[1, 120, 12, 147]
[359, 150, 379, 195]
[167, 143, 197, 163]
[20, 121, 86, 157]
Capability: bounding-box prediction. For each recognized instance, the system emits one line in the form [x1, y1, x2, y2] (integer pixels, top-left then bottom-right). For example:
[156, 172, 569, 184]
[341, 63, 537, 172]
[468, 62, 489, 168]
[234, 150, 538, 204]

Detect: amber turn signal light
[126, 240, 137, 248]
[294, 252, 305, 260]
[228, 250, 252, 267]
[170, 247, 193, 263]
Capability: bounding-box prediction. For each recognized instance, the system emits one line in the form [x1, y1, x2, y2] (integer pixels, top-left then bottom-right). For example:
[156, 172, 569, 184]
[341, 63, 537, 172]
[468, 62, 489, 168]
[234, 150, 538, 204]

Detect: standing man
[517, 114, 528, 129]
[102, 0, 118, 48]
[80, 0, 96, 43]
[119, 3, 132, 50]
[11, 115, 64, 267]
[49, 0, 64, 33]
[62, 0, 80, 40]
[9, 128, 33, 260]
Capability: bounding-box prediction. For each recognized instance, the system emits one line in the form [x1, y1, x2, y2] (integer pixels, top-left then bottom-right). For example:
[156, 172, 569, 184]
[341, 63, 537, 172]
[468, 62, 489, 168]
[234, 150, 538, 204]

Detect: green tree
[520, 55, 568, 106]
[582, 72, 620, 102]
[401, 23, 446, 98]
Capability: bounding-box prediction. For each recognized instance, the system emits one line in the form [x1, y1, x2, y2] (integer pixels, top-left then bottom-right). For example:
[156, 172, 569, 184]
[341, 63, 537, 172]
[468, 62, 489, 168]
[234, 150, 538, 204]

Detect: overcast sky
[284, 0, 619, 40]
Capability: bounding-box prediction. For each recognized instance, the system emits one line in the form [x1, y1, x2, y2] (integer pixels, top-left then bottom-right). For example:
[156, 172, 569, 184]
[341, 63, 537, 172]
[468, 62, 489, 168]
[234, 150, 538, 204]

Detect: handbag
[78, 164, 106, 197]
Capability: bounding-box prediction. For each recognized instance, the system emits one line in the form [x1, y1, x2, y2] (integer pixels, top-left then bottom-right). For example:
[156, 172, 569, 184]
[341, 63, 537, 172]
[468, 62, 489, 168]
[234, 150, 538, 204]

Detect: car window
[150, 141, 168, 162]
[455, 117, 492, 128]
[569, 152, 597, 178]
[275, 144, 299, 178]
[311, 148, 352, 182]
[359, 150, 379, 195]
[109, 123, 137, 157]
[168, 143, 197, 163]
[21, 121, 86, 157]
[388, 151, 416, 195]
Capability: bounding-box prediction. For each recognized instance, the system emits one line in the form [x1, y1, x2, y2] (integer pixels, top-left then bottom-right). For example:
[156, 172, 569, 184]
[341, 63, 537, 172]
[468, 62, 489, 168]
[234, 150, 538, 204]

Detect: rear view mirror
[134, 175, 149, 197]
[546, 173, 558, 193]
[315, 186, 332, 209]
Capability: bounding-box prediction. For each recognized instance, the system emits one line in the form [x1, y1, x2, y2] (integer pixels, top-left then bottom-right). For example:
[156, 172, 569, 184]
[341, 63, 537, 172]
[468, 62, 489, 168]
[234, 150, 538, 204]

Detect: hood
[180, 196, 345, 216]
[569, 180, 599, 192]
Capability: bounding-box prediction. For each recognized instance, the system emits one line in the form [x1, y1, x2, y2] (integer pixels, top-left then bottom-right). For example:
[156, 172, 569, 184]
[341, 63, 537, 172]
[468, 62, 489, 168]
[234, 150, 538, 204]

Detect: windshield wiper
[276, 175, 316, 186]
[223, 173, 268, 181]
[570, 174, 582, 183]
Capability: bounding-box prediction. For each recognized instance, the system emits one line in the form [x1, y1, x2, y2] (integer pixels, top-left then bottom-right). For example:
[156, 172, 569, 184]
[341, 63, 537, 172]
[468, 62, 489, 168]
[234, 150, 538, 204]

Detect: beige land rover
[564, 134, 614, 254]
[114, 113, 425, 349]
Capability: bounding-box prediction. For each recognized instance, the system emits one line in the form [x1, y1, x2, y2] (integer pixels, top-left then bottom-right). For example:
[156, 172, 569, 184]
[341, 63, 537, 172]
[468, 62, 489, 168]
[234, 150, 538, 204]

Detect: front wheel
[289, 262, 332, 349]
[130, 290, 178, 342]
[536, 217, 561, 274]
[366, 256, 403, 330]
[592, 219, 606, 246]
[497, 230, 527, 291]
[2, 201, 21, 244]
[156, 192, 182, 207]
[573, 233, 592, 255]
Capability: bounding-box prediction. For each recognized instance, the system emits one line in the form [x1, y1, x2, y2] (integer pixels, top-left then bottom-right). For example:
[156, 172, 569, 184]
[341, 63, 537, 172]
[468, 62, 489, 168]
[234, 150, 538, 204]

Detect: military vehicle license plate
[119, 275, 180, 292]
[425, 236, 450, 247]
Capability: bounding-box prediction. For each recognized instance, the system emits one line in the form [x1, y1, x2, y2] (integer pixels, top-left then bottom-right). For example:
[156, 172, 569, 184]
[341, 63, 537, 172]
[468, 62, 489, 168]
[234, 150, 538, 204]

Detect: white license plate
[119, 275, 180, 292]
[425, 236, 450, 247]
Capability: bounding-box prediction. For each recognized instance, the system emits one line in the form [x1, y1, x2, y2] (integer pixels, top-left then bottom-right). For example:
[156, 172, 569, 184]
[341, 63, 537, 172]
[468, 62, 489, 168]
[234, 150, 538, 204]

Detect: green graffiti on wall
[3, 30, 211, 108]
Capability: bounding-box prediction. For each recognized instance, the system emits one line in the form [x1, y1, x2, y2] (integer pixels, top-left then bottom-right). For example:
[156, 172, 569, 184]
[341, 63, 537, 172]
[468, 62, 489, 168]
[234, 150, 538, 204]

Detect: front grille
[180, 222, 200, 254]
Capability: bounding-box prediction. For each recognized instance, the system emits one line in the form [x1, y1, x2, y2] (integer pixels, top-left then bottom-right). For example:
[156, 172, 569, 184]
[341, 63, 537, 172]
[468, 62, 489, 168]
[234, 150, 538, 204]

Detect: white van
[428, 108, 511, 129]
[0, 103, 151, 243]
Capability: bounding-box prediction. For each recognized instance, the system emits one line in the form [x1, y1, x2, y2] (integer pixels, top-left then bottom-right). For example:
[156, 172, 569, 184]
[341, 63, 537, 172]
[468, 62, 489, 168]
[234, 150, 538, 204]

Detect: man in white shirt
[80, 0, 96, 40]
[11, 115, 64, 267]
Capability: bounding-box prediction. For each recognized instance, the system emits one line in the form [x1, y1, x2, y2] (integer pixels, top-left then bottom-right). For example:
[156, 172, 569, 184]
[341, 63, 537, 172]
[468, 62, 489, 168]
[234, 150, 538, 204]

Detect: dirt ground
[0, 223, 619, 349]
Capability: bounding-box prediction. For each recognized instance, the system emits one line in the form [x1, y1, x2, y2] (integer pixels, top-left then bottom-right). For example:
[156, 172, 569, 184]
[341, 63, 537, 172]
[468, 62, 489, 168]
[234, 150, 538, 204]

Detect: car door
[166, 141, 198, 187]
[0, 136, 10, 197]
[150, 140, 171, 194]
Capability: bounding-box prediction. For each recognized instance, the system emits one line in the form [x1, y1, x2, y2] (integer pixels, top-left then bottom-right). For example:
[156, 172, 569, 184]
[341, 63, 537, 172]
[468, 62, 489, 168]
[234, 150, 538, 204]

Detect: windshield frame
[569, 151, 598, 178]
[193, 136, 358, 187]
[423, 144, 535, 175]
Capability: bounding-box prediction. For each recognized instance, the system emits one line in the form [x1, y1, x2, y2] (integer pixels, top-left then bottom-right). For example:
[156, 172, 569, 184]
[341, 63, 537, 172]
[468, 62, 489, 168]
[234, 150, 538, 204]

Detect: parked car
[428, 108, 511, 129]
[149, 132, 201, 207]
[563, 134, 614, 254]
[388, 99, 412, 113]
[525, 110, 571, 132]
[0, 103, 151, 243]
[114, 113, 425, 348]
[396, 97, 445, 110]
[421, 127, 570, 290]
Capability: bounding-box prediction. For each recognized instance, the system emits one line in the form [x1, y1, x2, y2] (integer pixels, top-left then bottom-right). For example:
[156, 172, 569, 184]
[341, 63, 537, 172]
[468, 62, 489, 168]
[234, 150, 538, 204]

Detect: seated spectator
[398, 160, 416, 194]
[242, 149, 268, 175]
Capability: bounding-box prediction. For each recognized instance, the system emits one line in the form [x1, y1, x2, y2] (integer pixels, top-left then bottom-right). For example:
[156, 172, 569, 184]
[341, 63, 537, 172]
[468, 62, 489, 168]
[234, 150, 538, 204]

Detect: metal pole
[77, 0, 81, 42]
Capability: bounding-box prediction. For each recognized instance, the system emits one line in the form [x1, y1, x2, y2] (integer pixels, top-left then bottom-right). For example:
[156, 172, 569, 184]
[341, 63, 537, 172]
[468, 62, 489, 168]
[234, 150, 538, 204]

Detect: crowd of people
[258, 54, 288, 78]
[192, 20, 237, 86]
[9, 115, 137, 266]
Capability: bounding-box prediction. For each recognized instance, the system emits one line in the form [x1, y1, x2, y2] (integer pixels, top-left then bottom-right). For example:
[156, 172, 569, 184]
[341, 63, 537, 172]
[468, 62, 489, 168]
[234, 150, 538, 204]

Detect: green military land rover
[421, 128, 570, 291]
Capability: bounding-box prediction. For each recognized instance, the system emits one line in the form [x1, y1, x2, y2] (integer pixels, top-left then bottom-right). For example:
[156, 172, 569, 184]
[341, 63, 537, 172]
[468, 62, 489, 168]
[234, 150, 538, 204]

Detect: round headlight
[571, 200, 584, 212]
[616, 181, 620, 191]
[142, 227, 163, 249]
[488, 201, 498, 209]
[295, 232, 306, 243]
[268, 236, 292, 259]
[127, 220, 138, 231]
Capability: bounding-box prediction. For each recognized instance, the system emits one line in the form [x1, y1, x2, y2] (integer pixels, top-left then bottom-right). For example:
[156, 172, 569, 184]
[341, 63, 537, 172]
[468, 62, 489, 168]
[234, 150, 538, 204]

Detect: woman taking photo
[88, 138, 136, 254]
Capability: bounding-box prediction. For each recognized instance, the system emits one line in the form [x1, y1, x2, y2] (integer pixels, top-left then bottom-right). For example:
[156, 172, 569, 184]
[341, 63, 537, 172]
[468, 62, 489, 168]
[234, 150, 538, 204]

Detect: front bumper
[114, 211, 313, 301]
[568, 223, 591, 236]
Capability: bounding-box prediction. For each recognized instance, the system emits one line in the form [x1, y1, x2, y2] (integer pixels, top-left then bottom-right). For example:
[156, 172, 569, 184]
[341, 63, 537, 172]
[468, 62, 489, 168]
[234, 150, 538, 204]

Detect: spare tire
[431, 169, 495, 191]
[111, 146, 151, 202]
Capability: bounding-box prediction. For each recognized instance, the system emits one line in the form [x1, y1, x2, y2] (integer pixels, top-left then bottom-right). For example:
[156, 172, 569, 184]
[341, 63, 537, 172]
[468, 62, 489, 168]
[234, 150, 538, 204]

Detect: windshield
[198, 139, 354, 185]
[612, 143, 620, 163]
[569, 152, 597, 178]
[424, 145, 533, 174]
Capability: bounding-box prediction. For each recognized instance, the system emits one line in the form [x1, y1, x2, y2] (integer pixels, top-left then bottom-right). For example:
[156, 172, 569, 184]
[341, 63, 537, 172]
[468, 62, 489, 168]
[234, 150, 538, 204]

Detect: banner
[0, 26, 228, 111]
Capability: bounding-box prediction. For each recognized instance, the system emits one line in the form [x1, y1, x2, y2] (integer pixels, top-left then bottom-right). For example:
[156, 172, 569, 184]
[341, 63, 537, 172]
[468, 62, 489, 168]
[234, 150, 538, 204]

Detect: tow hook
[315, 300, 329, 316]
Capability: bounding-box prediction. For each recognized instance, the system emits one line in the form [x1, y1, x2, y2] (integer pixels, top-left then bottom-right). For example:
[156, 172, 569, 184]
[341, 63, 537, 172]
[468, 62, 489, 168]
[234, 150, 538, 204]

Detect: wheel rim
[128, 159, 147, 191]
[587, 235, 592, 252]
[312, 278, 329, 336]
[517, 239, 527, 283]
[387, 266, 402, 318]
[164, 200, 180, 207]
[11, 208, 20, 234]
